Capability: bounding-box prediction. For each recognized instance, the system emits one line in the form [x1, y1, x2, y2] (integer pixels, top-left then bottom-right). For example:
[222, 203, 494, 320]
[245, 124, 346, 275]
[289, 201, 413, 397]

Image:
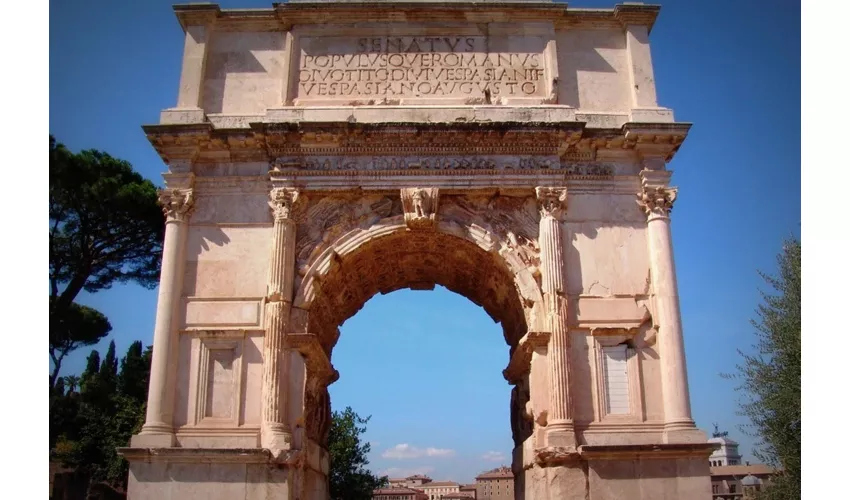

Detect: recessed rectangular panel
[205, 349, 236, 419]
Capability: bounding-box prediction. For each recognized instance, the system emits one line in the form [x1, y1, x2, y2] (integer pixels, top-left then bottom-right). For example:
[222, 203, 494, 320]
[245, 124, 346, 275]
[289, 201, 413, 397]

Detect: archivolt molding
[290, 192, 545, 353]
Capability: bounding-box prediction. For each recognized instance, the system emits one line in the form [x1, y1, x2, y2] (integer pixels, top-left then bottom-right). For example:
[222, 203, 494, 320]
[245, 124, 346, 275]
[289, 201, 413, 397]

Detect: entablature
[144, 119, 690, 171]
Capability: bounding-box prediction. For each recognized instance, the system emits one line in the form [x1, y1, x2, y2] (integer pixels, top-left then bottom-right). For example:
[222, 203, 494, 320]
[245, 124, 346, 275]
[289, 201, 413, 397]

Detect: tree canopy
[51, 340, 152, 490]
[49, 135, 164, 388]
[729, 238, 801, 499]
[328, 407, 388, 500]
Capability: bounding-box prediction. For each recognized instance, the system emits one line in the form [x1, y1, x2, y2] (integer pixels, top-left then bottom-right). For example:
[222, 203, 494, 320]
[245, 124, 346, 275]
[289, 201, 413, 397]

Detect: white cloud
[382, 443, 456, 459]
[481, 451, 507, 462]
[380, 466, 436, 478]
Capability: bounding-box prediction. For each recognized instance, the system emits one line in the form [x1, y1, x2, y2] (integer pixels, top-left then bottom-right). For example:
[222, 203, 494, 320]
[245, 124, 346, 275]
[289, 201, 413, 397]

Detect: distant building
[373, 486, 429, 500]
[459, 484, 477, 499]
[418, 481, 461, 499]
[443, 493, 475, 500]
[708, 435, 743, 467]
[710, 464, 776, 499]
[405, 475, 433, 487]
[474, 466, 514, 500]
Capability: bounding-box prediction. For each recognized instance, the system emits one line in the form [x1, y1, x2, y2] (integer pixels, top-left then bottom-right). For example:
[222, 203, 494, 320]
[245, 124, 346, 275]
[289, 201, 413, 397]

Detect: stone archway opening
[295, 225, 531, 431]
[307, 229, 528, 358]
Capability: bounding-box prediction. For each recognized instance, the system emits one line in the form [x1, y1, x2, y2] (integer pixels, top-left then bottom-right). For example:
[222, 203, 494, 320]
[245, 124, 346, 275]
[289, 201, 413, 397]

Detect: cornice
[171, 2, 659, 33]
[117, 447, 275, 464]
[143, 120, 690, 167]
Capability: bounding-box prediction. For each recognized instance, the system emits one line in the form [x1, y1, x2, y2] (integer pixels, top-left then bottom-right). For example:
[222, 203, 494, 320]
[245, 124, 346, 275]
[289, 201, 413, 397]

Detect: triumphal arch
[120, 1, 715, 498]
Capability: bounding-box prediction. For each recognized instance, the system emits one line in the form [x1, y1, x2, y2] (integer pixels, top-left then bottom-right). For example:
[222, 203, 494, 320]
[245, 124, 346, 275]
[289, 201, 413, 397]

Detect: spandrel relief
[294, 194, 404, 272]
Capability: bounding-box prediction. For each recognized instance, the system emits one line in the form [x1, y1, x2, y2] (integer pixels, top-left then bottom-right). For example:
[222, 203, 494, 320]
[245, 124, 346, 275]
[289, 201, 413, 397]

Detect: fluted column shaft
[261, 188, 299, 451]
[638, 176, 694, 432]
[540, 215, 570, 424]
[536, 187, 576, 449]
[139, 188, 193, 440]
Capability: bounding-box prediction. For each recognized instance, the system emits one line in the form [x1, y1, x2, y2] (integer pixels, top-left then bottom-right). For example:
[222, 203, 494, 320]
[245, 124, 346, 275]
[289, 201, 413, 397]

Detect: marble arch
[120, 1, 717, 499]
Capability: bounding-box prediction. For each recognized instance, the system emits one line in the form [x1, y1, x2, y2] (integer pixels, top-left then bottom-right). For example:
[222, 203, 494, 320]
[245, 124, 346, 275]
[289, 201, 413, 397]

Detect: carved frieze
[401, 187, 439, 230]
[440, 194, 541, 275]
[268, 155, 615, 176]
[293, 194, 403, 271]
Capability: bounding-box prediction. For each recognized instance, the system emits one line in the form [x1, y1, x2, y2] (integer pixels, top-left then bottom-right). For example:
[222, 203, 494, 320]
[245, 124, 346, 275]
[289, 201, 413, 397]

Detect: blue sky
[50, 0, 800, 484]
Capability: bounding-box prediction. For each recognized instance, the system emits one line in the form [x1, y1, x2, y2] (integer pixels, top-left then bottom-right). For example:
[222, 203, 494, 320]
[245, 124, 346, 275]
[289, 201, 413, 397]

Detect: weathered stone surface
[127, 2, 709, 499]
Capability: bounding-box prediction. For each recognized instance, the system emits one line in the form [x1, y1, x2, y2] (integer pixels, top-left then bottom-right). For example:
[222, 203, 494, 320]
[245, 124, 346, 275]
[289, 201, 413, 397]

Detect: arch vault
[120, 2, 717, 499]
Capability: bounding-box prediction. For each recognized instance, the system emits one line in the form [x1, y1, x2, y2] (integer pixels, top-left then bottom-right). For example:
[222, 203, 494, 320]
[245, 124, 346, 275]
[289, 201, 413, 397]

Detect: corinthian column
[134, 186, 194, 447]
[535, 187, 576, 450]
[637, 171, 696, 435]
[261, 187, 299, 452]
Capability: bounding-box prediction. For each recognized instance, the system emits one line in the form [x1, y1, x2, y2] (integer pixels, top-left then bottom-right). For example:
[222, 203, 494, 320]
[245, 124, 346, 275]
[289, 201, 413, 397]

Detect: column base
[130, 428, 176, 448]
[261, 424, 293, 454]
[663, 420, 707, 444]
[545, 421, 577, 449]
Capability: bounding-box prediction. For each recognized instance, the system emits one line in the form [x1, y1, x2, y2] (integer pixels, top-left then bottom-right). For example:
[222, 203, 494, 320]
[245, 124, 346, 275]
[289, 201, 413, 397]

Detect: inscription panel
[295, 35, 552, 104]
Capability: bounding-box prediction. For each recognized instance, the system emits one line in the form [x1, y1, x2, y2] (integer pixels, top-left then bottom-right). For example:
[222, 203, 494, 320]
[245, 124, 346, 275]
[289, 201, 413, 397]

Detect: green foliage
[328, 407, 388, 500]
[727, 238, 801, 499]
[51, 341, 152, 490]
[49, 134, 164, 388]
[119, 341, 151, 402]
[49, 298, 112, 389]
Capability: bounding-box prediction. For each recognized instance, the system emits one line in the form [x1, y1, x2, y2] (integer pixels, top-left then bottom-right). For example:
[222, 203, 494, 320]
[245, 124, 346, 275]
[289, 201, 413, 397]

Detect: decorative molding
[578, 443, 719, 461]
[504, 331, 551, 384]
[158, 188, 194, 222]
[287, 333, 339, 387]
[534, 446, 581, 466]
[117, 447, 277, 465]
[401, 187, 439, 230]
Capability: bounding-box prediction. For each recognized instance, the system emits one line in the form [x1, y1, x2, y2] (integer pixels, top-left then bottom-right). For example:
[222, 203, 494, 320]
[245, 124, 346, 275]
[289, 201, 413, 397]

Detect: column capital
[269, 187, 300, 222]
[637, 170, 677, 219]
[637, 183, 677, 220]
[158, 188, 194, 222]
[535, 187, 568, 220]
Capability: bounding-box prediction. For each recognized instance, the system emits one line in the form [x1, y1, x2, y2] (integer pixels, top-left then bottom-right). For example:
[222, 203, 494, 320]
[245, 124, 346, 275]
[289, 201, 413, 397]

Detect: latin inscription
[298, 36, 547, 99]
